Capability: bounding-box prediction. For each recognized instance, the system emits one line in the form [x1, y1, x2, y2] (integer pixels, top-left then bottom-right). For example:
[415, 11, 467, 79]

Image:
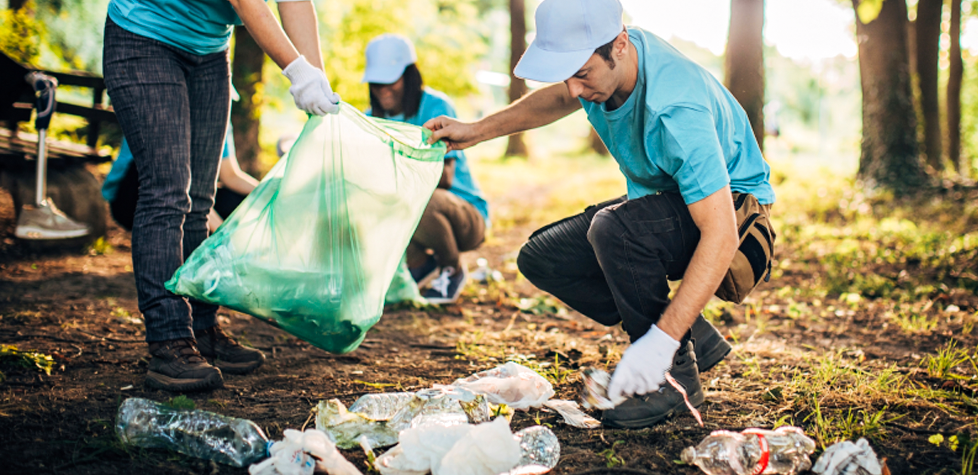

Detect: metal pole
[35, 128, 47, 206]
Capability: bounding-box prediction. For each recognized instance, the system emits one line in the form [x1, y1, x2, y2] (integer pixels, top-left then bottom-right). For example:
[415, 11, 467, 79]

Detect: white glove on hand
[282, 56, 341, 116]
[608, 324, 680, 401]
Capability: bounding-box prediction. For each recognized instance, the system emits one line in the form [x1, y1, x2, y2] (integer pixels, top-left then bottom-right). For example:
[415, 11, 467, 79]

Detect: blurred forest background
[4, 0, 978, 186]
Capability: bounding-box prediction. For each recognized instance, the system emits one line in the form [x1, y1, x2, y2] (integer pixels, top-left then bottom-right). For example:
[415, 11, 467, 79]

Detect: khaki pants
[407, 189, 486, 270]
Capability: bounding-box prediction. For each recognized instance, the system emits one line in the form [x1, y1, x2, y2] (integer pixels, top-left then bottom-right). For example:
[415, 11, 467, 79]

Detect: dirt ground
[1, 177, 976, 475]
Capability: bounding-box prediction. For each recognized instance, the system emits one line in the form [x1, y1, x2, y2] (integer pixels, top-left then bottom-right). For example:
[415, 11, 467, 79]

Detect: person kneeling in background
[363, 34, 490, 304]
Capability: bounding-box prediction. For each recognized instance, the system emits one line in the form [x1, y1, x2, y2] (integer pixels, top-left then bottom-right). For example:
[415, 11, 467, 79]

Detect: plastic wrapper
[453, 362, 555, 410]
[249, 429, 363, 475]
[580, 367, 626, 410]
[542, 400, 600, 429]
[166, 105, 445, 354]
[812, 438, 883, 475]
[375, 421, 559, 475]
[317, 387, 491, 449]
[316, 399, 399, 450]
[385, 256, 425, 305]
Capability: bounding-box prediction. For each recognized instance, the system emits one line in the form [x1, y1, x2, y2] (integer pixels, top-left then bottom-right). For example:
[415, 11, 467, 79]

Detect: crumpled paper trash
[376, 417, 521, 475]
[249, 429, 363, 475]
[541, 400, 600, 429]
[812, 438, 883, 475]
[453, 362, 555, 411]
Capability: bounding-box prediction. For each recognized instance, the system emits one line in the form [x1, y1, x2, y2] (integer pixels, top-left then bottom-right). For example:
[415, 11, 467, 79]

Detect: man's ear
[614, 30, 629, 58]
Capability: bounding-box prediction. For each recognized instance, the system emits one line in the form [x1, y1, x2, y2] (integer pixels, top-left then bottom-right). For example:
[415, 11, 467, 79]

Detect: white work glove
[608, 324, 680, 401]
[282, 56, 341, 116]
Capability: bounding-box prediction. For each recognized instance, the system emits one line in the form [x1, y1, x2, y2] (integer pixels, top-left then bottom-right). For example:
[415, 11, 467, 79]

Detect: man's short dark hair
[593, 28, 627, 69]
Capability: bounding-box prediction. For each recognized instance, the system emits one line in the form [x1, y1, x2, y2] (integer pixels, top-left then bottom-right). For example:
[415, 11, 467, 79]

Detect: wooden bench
[0, 52, 117, 242]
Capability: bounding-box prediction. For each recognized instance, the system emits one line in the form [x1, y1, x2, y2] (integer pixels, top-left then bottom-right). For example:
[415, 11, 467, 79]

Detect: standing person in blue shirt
[363, 34, 490, 304]
[103, 0, 340, 392]
[425, 0, 775, 428]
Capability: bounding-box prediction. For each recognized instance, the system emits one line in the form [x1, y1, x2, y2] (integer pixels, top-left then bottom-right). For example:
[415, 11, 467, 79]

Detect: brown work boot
[195, 325, 265, 375]
[146, 338, 224, 392]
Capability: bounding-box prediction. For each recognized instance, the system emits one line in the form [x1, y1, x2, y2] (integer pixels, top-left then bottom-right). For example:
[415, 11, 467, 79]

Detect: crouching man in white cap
[424, 0, 775, 427]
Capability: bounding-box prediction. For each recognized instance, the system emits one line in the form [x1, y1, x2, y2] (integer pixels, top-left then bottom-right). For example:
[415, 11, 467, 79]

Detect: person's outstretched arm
[424, 83, 582, 151]
[229, 0, 339, 115]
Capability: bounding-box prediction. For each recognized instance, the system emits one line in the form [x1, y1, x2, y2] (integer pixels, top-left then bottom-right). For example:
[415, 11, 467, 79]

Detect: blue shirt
[581, 27, 775, 205]
[102, 123, 235, 203]
[368, 88, 490, 222]
[107, 0, 248, 55]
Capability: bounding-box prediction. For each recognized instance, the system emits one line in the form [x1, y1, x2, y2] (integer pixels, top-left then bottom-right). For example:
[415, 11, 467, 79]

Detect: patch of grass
[508, 353, 574, 386]
[88, 237, 113, 255]
[599, 440, 626, 468]
[891, 309, 940, 334]
[922, 341, 972, 380]
[0, 344, 54, 380]
[164, 395, 196, 411]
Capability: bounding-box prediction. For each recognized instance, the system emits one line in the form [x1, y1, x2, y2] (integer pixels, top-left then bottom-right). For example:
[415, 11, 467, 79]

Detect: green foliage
[0, 344, 55, 380]
[599, 440, 626, 468]
[0, 1, 42, 65]
[164, 395, 196, 411]
[855, 0, 886, 24]
[922, 341, 972, 380]
[318, 0, 486, 112]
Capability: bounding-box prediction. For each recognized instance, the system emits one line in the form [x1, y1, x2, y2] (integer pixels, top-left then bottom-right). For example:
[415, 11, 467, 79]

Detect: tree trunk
[505, 0, 529, 158]
[724, 0, 765, 154]
[230, 27, 265, 178]
[852, 0, 927, 190]
[915, 0, 943, 170]
[948, 0, 963, 174]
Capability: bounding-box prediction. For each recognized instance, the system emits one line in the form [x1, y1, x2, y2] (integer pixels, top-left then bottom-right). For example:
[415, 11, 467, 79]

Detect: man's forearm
[657, 187, 739, 341]
[278, 2, 324, 70]
[229, 0, 301, 69]
[474, 83, 582, 142]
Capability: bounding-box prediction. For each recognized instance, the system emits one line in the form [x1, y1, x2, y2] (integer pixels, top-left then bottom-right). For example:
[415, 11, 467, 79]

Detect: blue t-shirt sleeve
[422, 93, 460, 161]
[648, 106, 730, 205]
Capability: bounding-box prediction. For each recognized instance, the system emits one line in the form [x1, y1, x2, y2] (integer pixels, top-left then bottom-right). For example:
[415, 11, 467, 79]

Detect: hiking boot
[195, 325, 265, 375]
[602, 340, 703, 428]
[146, 338, 224, 392]
[423, 266, 468, 304]
[409, 255, 439, 287]
[692, 314, 732, 373]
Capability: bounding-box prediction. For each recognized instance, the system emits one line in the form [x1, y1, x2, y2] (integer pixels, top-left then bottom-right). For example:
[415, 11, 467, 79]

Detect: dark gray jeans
[103, 18, 230, 342]
[517, 193, 700, 343]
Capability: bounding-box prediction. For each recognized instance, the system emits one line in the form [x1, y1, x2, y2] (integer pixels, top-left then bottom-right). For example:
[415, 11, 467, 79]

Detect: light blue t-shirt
[102, 123, 235, 203]
[368, 88, 490, 222]
[107, 0, 249, 55]
[581, 27, 775, 205]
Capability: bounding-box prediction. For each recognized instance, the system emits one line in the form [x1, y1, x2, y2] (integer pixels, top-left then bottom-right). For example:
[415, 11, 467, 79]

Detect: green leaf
[929, 433, 945, 446]
[856, 0, 886, 24]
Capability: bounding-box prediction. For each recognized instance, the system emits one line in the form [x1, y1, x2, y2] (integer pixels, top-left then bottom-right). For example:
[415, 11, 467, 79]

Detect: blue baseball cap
[514, 0, 624, 83]
[362, 34, 418, 84]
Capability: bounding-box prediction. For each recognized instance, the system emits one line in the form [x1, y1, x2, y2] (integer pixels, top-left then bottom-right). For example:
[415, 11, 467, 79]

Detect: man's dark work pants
[517, 193, 701, 343]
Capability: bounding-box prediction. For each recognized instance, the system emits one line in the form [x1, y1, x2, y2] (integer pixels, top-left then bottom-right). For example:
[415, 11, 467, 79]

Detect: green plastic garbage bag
[385, 255, 426, 305]
[165, 104, 445, 353]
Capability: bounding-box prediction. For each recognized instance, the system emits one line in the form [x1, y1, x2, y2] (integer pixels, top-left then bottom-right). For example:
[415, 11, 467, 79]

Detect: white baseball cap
[514, 0, 624, 83]
[362, 34, 418, 84]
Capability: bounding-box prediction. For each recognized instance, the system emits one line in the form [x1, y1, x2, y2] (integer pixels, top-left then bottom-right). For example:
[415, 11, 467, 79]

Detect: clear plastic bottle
[116, 397, 269, 467]
[680, 426, 816, 475]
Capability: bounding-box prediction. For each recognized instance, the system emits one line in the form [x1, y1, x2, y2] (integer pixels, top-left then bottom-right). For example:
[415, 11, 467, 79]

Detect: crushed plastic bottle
[116, 397, 269, 467]
[681, 426, 816, 475]
[812, 438, 883, 475]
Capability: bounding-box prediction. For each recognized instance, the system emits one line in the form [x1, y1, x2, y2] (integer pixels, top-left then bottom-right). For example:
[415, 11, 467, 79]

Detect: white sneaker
[15, 200, 90, 240]
[423, 265, 468, 304]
